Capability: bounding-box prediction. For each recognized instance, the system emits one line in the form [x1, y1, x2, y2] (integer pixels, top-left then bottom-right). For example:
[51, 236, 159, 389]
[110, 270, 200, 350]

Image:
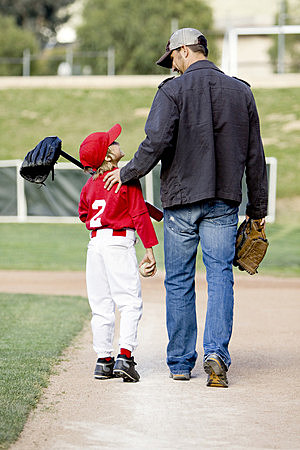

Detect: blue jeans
[164, 199, 239, 374]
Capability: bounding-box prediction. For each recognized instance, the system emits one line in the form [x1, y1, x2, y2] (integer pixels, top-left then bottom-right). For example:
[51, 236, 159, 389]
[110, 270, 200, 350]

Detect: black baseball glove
[233, 218, 269, 275]
[20, 136, 62, 184]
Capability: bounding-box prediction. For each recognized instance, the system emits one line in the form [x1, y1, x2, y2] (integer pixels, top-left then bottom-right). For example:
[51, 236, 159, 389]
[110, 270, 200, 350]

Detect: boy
[78, 124, 158, 382]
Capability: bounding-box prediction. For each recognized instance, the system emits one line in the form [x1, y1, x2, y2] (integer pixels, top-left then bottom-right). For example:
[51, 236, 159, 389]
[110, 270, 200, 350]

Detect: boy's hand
[103, 169, 122, 193]
[139, 248, 157, 277]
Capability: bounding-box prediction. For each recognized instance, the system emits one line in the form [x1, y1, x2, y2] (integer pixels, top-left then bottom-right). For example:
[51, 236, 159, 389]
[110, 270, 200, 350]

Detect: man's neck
[185, 55, 206, 72]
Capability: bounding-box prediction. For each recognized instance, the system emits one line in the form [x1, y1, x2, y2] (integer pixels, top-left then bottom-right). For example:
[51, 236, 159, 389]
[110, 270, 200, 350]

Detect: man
[104, 28, 268, 387]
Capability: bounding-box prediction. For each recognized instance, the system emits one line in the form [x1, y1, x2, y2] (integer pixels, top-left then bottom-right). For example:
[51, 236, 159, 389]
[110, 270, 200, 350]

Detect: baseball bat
[60, 149, 84, 170]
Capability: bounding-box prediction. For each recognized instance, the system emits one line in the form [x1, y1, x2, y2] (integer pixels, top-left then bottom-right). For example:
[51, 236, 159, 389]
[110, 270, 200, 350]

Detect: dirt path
[1, 271, 299, 449]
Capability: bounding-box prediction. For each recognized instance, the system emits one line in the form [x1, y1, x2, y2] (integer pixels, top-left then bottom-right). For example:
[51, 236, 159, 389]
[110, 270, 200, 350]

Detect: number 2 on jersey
[90, 199, 106, 227]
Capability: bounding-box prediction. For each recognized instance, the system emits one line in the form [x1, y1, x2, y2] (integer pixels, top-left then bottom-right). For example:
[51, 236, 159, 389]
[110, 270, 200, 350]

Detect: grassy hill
[0, 86, 299, 199]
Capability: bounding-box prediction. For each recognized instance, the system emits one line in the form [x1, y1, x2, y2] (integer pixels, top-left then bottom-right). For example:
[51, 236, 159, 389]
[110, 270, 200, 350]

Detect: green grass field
[0, 216, 299, 275]
[0, 292, 90, 449]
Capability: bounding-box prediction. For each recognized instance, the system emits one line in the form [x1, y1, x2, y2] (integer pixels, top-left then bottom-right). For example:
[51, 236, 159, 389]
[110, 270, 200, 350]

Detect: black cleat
[94, 357, 115, 379]
[113, 354, 140, 382]
[203, 353, 228, 388]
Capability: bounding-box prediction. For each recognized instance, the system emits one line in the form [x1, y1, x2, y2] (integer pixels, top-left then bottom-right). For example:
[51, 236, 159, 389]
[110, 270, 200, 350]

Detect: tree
[268, 0, 300, 73]
[76, 0, 218, 75]
[0, 0, 76, 47]
[0, 15, 39, 75]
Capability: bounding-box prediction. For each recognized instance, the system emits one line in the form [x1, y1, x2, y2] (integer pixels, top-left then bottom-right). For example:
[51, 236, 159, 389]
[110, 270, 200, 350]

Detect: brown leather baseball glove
[233, 218, 269, 275]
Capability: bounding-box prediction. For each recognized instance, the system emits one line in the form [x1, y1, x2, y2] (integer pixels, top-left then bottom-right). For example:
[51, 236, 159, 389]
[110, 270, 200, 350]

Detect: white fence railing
[0, 157, 277, 223]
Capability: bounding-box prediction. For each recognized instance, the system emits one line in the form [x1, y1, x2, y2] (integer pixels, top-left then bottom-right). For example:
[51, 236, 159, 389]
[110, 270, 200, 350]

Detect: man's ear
[105, 154, 112, 162]
[182, 45, 189, 58]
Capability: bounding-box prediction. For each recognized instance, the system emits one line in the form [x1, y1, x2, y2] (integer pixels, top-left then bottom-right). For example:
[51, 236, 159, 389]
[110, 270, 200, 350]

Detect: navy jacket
[120, 60, 268, 218]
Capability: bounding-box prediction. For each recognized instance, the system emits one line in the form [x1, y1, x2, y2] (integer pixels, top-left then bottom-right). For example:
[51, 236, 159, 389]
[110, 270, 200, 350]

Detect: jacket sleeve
[120, 86, 179, 184]
[126, 182, 158, 248]
[245, 92, 269, 218]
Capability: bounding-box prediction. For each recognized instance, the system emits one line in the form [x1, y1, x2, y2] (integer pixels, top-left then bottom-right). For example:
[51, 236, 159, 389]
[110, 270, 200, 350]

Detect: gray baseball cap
[156, 28, 208, 69]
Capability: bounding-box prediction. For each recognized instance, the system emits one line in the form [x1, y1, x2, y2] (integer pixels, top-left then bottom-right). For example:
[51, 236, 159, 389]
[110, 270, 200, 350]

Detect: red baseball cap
[79, 123, 122, 169]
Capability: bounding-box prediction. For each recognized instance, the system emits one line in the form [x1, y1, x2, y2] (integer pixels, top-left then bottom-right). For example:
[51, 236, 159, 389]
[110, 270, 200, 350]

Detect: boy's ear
[104, 154, 112, 162]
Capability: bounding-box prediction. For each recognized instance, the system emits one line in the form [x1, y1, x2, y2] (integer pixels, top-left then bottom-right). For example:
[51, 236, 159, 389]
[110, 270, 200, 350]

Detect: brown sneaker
[203, 353, 228, 388]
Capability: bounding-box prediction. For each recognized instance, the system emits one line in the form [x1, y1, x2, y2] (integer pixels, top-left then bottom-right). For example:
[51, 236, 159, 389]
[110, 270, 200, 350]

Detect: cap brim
[156, 50, 173, 69]
[108, 123, 122, 145]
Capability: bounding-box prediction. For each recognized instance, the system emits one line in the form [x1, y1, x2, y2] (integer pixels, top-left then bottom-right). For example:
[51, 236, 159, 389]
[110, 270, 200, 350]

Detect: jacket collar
[184, 59, 224, 75]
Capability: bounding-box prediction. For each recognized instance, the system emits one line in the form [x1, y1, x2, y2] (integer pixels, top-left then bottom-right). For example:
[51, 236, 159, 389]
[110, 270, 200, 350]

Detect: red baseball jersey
[78, 169, 158, 249]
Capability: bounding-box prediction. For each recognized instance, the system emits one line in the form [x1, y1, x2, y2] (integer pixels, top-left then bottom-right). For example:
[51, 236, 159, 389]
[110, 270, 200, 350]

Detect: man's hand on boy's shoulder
[103, 168, 122, 193]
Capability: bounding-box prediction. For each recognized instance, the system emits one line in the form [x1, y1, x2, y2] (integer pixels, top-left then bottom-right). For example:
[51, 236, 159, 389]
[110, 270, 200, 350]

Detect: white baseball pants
[86, 229, 143, 358]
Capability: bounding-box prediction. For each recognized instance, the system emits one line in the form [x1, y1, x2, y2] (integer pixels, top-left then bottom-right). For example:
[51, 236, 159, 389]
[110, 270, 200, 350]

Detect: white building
[210, 0, 300, 77]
